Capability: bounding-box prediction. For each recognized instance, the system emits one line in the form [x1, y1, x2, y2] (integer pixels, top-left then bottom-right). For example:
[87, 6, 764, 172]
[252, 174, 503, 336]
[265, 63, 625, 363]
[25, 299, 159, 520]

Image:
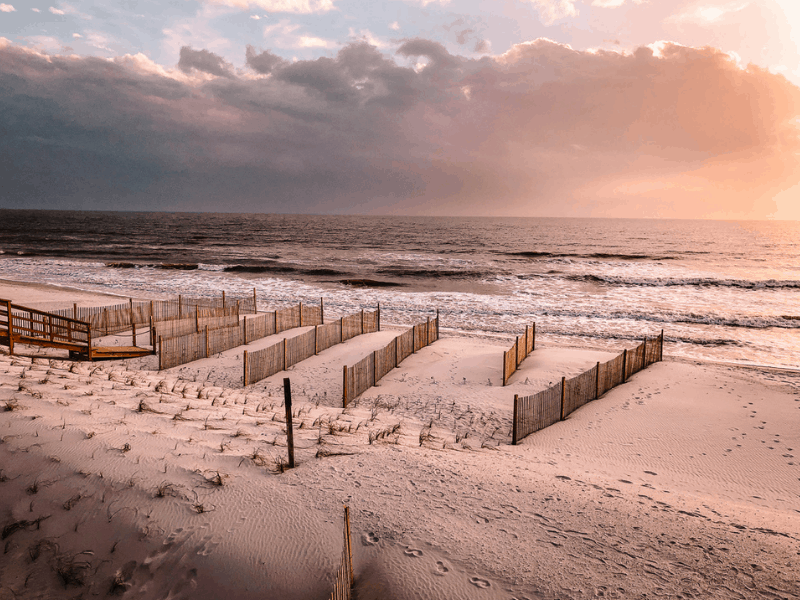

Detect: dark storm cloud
[0, 39, 798, 217]
[178, 46, 236, 79]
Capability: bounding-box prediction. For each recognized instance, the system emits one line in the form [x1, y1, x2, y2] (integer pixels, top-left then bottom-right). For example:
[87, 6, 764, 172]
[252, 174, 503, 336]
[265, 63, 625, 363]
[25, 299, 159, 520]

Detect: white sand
[0, 281, 798, 599]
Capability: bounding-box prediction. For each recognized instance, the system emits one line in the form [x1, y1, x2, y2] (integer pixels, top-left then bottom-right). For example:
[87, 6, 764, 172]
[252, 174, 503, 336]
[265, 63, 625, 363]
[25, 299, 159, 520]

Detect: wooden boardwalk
[1, 299, 152, 361]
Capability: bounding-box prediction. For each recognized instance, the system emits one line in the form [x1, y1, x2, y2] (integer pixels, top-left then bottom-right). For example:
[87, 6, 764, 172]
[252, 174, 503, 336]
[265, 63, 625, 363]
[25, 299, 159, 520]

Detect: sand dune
[0, 281, 798, 599]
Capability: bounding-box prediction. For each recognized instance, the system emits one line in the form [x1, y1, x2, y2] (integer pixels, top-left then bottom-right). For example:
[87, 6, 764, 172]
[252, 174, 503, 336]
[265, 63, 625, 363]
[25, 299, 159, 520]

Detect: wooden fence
[329, 506, 354, 600]
[153, 314, 240, 344]
[243, 308, 380, 386]
[158, 301, 324, 370]
[342, 313, 439, 407]
[503, 324, 536, 385]
[51, 290, 258, 338]
[512, 331, 664, 444]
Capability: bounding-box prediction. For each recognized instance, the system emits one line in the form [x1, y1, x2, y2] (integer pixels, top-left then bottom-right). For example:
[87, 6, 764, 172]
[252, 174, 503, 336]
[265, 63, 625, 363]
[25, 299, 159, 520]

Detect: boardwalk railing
[512, 331, 664, 444]
[1, 298, 92, 357]
[243, 308, 380, 386]
[51, 290, 258, 338]
[503, 324, 536, 385]
[330, 506, 354, 600]
[158, 300, 325, 370]
[343, 313, 439, 407]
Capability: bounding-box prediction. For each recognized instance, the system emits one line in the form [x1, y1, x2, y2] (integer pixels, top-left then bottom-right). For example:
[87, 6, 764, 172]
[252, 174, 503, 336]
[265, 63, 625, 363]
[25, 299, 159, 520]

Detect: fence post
[253, 287, 257, 313]
[532, 323, 536, 351]
[274, 310, 278, 334]
[283, 337, 287, 371]
[87, 327, 92, 361]
[524, 327, 529, 358]
[132, 322, 137, 347]
[150, 300, 154, 323]
[595, 361, 600, 399]
[150, 316, 154, 348]
[243, 350, 248, 386]
[103, 308, 108, 336]
[205, 326, 210, 358]
[344, 505, 354, 588]
[73, 303, 77, 320]
[373, 350, 378, 385]
[340, 316, 344, 341]
[361, 309, 364, 334]
[560, 376, 566, 420]
[320, 297, 324, 324]
[222, 290, 225, 308]
[342, 365, 348, 408]
[436, 309, 440, 339]
[236, 300, 240, 319]
[6, 300, 14, 356]
[300, 301, 303, 327]
[283, 377, 295, 469]
[660, 330, 664, 361]
[395, 335, 399, 367]
[377, 302, 380, 331]
[512, 394, 518, 445]
[515, 336, 520, 367]
[502, 350, 507, 386]
[427, 317, 431, 346]
[642, 337, 647, 367]
[622, 348, 628, 382]
[243, 316, 248, 345]
[158, 336, 162, 370]
[178, 295, 182, 318]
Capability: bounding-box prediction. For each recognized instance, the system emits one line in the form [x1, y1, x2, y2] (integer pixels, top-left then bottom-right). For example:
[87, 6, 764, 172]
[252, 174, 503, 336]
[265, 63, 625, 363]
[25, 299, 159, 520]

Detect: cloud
[48, 6, 64, 14]
[0, 38, 798, 217]
[389, 21, 400, 31]
[0, 4, 15, 12]
[262, 19, 337, 49]
[524, 0, 579, 25]
[667, 1, 750, 25]
[203, 0, 334, 14]
[245, 44, 285, 73]
[72, 32, 81, 38]
[178, 46, 236, 78]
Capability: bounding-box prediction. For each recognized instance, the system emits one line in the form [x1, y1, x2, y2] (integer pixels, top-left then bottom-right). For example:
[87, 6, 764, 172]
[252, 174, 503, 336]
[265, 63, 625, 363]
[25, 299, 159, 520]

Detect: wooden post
[87, 327, 92, 361]
[132, 322, 137, 347]
[395, 335, 399, 367]
[283, 378, 295, 469]
[222, 290, 225, 308]
[342, 365, 348, 407]
[344, 505, 354, 588]
[205, 325, 209, 358]
[515, 336, 520, 367]
[360, 309, 364, 335]
[283, 337, 288, 371]
[243, 316, 248, 345]
[502, 350, 507, 386]
[436, 309, 440, 339]
[524, 326, 529, 358]
[129, 298, 135, 340]
[560, 376, 566, 420]
[512, 394, 519, 445]
[243, 350, 248, 386]
[377, 302, 380, 331]
[73, 303, 77, 320]
[104, 309, 108, 336]
[340, 316, 344, 341]
[320, 297, 324, 324]
[532, 323, 536, 351]
[236, 300, 240, 319]
[6, 300, 14, 356]
[595, 361, 601, 399]
[426, 317, 431, 347]
[158, 336, 162, 370]
[150, 300, 154, 323]
[373, 350, 378, 385]
[642, 337, 647, 367]
[178, 295, 182, 318]
[622, 348, 628, 383]
[660, 329, 664, 361]
[299, 302, 303, 327]
[150, 316, 154, 348]
[274, 310, 278, 334]
[314, 325, 318, 355]
[253, 287, 257, 313]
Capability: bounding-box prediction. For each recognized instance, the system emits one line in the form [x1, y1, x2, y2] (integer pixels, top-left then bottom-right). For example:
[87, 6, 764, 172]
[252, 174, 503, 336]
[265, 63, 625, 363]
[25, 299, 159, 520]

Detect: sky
[0, 0, 799, 219]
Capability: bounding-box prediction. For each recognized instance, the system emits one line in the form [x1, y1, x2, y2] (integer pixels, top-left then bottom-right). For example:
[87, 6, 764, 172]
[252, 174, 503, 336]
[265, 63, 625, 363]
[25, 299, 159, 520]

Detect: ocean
[1, 210, 798, 369]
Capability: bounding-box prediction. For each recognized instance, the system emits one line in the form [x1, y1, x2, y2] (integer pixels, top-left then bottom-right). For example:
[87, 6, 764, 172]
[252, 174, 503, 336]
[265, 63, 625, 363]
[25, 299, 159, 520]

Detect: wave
[224, 264, 296, 274]
[375, 267, 490, 279]
[507, 251, 678, 261]
[564, 274, 800, 290]
[340, 278, 404, 288]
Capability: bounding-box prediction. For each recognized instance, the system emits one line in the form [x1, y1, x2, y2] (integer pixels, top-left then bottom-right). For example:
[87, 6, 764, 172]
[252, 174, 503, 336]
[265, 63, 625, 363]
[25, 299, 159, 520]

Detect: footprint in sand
[644, 471, 657, 476]
[469, 577, 490, 588]
[434, 560, 450, 576]
[362, 532, 379, 546]
[404, 547, 423, 557]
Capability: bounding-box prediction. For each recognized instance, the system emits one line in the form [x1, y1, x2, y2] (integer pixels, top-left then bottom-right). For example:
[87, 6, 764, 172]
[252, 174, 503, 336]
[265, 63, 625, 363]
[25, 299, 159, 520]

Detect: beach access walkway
[0, 298, 152, 360]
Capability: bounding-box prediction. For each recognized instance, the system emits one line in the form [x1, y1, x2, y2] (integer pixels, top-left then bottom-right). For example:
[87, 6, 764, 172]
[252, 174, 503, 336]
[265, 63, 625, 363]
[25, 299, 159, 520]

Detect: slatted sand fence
[243, 308, 380, 386]
[152, 313, 240, 343]
[343, 313, 439, 407]
[512, 331, 664, 444]
[502, 324, 536, 385]
[329, 506, 354, 600]
[51, 291, 257, 338]
[158, 300, 325, 370]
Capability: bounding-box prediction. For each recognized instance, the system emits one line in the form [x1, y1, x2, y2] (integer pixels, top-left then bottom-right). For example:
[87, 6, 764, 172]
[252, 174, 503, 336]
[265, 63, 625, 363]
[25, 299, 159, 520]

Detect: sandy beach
[1, 280, 798, 600]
